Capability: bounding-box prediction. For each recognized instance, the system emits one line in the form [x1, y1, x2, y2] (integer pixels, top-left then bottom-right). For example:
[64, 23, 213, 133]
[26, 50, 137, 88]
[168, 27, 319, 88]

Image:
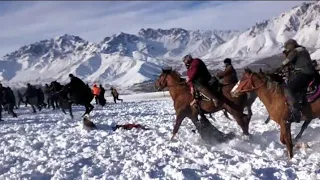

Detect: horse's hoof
[241, 134, 251, 141]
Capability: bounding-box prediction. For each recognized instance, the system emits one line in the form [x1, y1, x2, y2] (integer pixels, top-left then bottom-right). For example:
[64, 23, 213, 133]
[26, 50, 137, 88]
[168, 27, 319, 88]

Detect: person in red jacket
[183, 54, 220, 106]
[92, 84, 100, 104]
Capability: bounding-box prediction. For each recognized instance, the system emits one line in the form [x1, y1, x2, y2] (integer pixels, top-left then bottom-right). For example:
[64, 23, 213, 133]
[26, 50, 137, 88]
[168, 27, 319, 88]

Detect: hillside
[1, 1, 320, 89]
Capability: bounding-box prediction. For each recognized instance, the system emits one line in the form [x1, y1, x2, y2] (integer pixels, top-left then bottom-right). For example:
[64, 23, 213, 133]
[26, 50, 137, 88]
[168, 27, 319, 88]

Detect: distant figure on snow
[92, 83, 100, 105]
[110, 87, 123, 103]
[98, 84, 106, 106]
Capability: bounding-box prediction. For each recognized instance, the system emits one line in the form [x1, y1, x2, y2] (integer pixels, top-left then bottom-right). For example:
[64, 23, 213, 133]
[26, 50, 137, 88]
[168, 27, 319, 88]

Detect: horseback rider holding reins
[183, 54, 221, 107]
[273, 39, 318, 123]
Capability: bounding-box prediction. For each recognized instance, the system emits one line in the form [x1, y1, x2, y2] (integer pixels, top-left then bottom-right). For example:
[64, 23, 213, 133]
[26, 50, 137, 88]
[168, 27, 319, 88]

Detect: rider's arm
[282, 49, 298, 67]
[216, 66, 232, 78]
[187, 60, 200, 82]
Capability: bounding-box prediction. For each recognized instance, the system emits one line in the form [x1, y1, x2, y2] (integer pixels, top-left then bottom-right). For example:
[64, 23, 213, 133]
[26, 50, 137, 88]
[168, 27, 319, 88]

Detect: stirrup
[286, 110, 302, 123]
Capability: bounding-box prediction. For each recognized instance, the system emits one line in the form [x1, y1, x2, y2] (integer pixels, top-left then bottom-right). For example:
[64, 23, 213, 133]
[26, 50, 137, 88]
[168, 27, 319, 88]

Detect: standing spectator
[92, 84, 100, 105]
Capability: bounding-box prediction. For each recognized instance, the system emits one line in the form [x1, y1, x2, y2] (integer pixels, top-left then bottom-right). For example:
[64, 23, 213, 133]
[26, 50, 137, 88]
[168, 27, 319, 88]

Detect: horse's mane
[244, 68, 285, 95]
[162, 68, 189, 88]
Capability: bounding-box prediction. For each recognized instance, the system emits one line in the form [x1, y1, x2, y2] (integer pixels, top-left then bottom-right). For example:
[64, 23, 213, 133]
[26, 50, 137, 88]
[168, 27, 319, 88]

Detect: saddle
[297, 78, 320, 104]
[194, 76, 222, 101]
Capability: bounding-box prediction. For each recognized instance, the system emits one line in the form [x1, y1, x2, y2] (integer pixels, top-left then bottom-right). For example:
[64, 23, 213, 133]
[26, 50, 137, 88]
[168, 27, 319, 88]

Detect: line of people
[92, 84, 123, 104]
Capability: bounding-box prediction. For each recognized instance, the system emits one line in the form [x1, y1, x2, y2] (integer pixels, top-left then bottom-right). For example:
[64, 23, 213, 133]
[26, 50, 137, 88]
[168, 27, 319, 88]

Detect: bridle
[156, 73, 188, 90]
[236, 73, 266, 93]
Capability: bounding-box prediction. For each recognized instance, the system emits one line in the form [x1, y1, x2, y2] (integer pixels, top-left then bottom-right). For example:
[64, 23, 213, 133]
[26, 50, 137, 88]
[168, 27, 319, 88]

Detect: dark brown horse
[154, 68, 254, 143]
[231, 68, 320, 159]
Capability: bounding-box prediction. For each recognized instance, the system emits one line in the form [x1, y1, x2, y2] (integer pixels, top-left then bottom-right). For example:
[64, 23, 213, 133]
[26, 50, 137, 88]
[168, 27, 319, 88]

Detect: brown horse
[231, 68, 320, 159]
[154, 68, 253, 143]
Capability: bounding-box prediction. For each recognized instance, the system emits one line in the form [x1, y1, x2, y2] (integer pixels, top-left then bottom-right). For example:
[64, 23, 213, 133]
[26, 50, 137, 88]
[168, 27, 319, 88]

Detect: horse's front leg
[280, 122, 294, 159]
[171, 113, 186, 141]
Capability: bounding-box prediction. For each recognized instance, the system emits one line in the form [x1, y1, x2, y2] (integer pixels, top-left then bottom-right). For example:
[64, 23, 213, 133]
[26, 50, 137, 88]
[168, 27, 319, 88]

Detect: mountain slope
[1, 1, 320, 88]
[0, 29, 238, 87]
[204, 1, 320, 62]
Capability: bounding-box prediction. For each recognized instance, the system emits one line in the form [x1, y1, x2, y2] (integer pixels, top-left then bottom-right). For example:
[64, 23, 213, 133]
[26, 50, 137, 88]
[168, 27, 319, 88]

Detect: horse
[0, 87, 18, 120]
[50, 81, 94, 118]
[230, 68, 320, 159]
[154, 68, 253, 143]
[36, 88, 47, 108]
[22, 86, 44, 113]
[16, 90, 25, 108]
[49, 81, 74, 118]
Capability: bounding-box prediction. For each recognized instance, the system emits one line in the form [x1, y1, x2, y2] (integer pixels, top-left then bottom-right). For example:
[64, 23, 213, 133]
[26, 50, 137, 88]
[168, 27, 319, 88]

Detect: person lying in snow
[112, 124, 149, 131]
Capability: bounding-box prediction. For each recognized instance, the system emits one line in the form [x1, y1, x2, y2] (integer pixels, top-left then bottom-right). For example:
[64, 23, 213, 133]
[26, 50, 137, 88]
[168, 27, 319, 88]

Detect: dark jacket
[37, 88, 45, 102]
[216, 65, 238, 84]
[44, 86, 53, 97]
[187, 58, 212, 88]
[99, 87, 105, 97]
[67, 76, 87, 93]
[111, 88, 119, 97]
[283, 46, 316, 75]
[1, 87, 15, 105]
[24, 85, 38, 98]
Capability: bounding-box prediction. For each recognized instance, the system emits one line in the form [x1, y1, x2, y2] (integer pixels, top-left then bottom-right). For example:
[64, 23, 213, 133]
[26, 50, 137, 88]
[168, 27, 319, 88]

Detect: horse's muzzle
[230, 91, 239, 97]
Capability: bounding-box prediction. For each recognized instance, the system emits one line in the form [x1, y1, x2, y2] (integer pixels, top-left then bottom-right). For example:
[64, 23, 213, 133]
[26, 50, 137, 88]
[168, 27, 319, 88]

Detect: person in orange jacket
[92, 84, 100, 104]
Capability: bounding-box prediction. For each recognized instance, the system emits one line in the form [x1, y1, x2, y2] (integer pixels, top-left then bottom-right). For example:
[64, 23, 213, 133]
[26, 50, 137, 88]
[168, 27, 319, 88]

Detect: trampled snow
[0, 92, 320, 179]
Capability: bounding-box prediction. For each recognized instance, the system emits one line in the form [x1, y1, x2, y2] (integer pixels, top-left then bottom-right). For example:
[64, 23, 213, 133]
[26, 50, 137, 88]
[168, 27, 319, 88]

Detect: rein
[157, 73, 188, 90]
[237, 73, 267, 93]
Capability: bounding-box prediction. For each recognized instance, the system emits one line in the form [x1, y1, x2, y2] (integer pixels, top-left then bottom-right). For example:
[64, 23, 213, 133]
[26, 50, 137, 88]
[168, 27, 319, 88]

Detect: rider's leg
[285, 73, 313, 123]
[195, 82, 221, 107]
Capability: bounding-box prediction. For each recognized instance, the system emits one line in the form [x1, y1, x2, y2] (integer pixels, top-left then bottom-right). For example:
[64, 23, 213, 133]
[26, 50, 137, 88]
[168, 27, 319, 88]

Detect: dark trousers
[194, 80, 220, 101]
[287, 73, 314, 95]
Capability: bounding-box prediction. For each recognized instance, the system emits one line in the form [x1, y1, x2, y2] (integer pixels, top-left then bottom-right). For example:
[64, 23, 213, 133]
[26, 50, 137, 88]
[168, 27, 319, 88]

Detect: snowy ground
[0, 92, 320, 180]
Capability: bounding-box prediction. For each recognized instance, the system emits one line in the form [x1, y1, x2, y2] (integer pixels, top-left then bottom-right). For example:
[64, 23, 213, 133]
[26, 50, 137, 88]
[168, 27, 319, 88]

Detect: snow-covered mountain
[204, 1, 320, 61]
[0, 29, 238, 88]
[1, 1, 320, 88]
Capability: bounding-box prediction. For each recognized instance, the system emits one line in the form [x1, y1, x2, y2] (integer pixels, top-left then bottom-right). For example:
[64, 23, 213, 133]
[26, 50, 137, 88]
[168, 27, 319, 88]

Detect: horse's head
[154, 67, 186, 91]
[231, 68, 267, 97]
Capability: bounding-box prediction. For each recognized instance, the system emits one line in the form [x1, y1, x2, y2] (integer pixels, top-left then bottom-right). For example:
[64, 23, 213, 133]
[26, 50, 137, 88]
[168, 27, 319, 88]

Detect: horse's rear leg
[0, 106, 2, 121]
[68, 104, 73, 119]
[82, 104, 94, 117]
[247, 106, 253, 119]
[233, 113, 250, 136]
[265, 116, 271, 124]
[295, 119, 312, 140]
[31, 105, 36, 113]
[6, 104, 17, 118]
[223, 110, 232, 120]
[61, 107, 67, 114]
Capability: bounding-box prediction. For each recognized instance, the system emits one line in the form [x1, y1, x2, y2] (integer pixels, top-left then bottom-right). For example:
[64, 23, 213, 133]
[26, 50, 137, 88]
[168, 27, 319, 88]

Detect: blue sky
[0, 1, 307, 57]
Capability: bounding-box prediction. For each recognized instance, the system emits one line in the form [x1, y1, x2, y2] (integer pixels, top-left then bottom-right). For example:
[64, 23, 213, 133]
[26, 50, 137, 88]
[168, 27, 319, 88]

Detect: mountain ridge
[1, 1, 320, 88]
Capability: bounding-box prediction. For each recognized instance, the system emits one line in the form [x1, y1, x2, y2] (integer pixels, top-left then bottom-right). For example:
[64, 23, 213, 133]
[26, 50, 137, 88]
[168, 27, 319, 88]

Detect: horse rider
[274, 39, 317, 123]
[183, 54, 220, 107]
[23, 83, 38, 99]
[66, 74, 88, 102]
[216, 58, 238, 85]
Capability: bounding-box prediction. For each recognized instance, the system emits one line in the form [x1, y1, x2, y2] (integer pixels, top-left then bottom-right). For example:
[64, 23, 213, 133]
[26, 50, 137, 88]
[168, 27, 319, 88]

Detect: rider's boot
[284, 88, 305, 123]
[196, 86, 221, 107]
